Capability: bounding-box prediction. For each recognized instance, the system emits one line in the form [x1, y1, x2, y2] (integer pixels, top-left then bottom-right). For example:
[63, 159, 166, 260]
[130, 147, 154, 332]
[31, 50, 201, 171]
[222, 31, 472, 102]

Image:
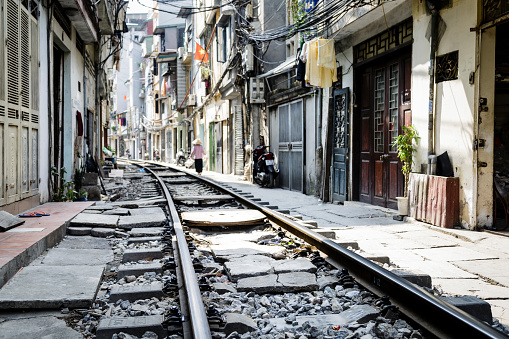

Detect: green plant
[51, 166, 74, 202]
[392, 125, 420, 197]
[287, 0, 306, 27]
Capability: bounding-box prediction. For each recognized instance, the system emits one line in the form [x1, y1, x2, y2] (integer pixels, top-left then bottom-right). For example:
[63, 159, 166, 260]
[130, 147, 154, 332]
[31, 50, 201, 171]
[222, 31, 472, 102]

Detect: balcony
[141, 36, 154, 57]
[97, 0, 117, 35]
[56, 0, 100, 43]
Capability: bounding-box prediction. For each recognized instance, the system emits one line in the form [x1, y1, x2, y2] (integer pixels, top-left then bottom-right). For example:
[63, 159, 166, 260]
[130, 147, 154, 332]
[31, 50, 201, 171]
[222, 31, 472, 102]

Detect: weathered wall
[412, 0, 480, 228]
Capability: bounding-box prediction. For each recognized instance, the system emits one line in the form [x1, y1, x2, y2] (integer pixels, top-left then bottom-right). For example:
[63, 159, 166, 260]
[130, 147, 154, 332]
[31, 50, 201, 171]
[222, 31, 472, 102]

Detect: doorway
[354, 49, 411, 209]
[278, 100, 303, 192]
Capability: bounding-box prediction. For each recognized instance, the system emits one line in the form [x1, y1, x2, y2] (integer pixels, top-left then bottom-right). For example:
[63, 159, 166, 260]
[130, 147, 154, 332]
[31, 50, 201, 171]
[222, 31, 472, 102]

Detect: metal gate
[278, 100, 303, 191]
[215, 122, 222, 173]
[331, 88, 349, 202]
[0, 0, 39, 206]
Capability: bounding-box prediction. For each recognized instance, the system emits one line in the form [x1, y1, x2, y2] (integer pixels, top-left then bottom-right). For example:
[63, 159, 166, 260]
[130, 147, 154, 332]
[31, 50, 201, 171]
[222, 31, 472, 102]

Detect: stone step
[109, 282, 164, 302]
[96, 315, 166, 339]
[122, 249, 163, 263]
[117, 263, 163, 280]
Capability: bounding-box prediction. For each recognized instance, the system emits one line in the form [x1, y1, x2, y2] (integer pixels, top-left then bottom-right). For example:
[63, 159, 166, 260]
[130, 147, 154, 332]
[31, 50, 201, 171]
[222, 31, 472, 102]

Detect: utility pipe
[427, 3, 439, 174]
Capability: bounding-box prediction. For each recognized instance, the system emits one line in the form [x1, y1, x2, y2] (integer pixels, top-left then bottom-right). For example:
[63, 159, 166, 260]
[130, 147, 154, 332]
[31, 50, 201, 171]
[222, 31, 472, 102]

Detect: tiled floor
[0, 202, 93, 286]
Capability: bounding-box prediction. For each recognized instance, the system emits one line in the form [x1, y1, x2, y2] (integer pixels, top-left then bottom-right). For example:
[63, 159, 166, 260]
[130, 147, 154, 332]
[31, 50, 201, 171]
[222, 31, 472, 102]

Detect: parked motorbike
[176, 149, 187, 166]
[252, 145, 279, 188]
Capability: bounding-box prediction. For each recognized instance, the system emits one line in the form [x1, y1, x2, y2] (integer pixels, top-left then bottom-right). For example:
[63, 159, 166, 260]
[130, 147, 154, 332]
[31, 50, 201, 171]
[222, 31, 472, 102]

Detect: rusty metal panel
[408, 173, 459, 228]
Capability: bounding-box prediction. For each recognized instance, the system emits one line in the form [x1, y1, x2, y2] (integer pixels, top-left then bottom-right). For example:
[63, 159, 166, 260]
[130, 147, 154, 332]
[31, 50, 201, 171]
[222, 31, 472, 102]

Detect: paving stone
[103, 208, 131, 216]
[0, 265, 104, 309]
[91, 227, 116, 237]
[109, 282, 164, 302]
[0, 211, 25, 231]
[115, 231, 129, 238]
[213, 283, 237, 294]
[70, 213, 119, 228]
[211, 243, 286, 262]
[223, 313, 257, 335]
[317, 275, 339, 290]
[441, 296, 493, 324]
[0, 314, 83, 339]
[118, 214, 167, 229]
[224, 259, 274, 282]
[272, 258, 317, 274]
[413, 247, 498, 262]
[268, 305, 379, 330]
[391, 269, 432, 288]
[122, 248, 163, 262]
[127, 236, 162, 244]
[316, 230, 336, 239]
[33, 248, 113, 266]
[96, 315, 166, 339]
[117, 263, 163, 279]
[57, 236, 111, 249]
[129, 228, 165, 237]
[81, 210, 103, 214]
[67, 226, 92, 236]
[433, 278, 509, 300]
[85, 205, 115, 211]
[129, 207, 165, 217]
[237, 272, 317, 294]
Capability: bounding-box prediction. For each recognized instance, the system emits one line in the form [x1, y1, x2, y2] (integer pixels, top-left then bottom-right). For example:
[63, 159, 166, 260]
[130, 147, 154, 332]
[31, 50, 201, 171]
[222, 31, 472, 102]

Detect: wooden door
[332, 88, 349, 202]
[215, 122, 223, 173]
[357, 52, 411, 209]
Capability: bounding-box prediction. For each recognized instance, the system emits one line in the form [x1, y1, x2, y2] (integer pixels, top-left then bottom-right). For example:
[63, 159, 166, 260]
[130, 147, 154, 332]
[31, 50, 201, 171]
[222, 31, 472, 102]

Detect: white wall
[412, 0, 479, 228]
[38, 4, 49, 202]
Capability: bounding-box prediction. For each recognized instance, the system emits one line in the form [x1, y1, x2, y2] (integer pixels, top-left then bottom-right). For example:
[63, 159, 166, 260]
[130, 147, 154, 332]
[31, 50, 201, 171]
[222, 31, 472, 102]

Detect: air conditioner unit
[245, 4, 253, 19]
[177, 47, 185, 60]
[243, 44, 254, 72]
[249, 78, 264, 104]
[188, 94, 196, 106]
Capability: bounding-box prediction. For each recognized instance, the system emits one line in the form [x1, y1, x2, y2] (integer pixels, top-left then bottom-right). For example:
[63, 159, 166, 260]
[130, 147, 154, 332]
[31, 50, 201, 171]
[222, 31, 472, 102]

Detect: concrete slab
[67, 226, 92, 235]
[0, 313, 83, 339]
[237, 272, 317, 294]
[0, 211, 25, 231]
[109, 282, 164, 302]
[7, 228, 45, 233]
[211, 242, 286, 261]
[453, 259, 509, 287]
[91, 227, 116, 237]
[117, 263, 163, 279]
[70, 213, 119, 228]
[56, 236, 111, 249]
[0, 265, 103, 308]
[433, 278, 509, 300]
[223, 313, 257, 335]
[440, 296, 493, 324]
[122, 248, 163, 262]
[413, 247, 498, 262]
[213, 282, 237, 294]
[272, 258, 317, 274]
[129, 228, 165, 237]
[117, 214, 167, 229]
[96, 315, 165, 339]
[397, 261, 477, 279]
[487, 300, 509, 327]
[85, 205, 115, 211]
[128, 207, 166, 217]
[224, 260, 274, 282]
[391, 269, 432, 288]
[127, 236, 162, 244]
[268, 305, 378, 330]
[32, 248, 113, 266]
[103, 208, 131, 216]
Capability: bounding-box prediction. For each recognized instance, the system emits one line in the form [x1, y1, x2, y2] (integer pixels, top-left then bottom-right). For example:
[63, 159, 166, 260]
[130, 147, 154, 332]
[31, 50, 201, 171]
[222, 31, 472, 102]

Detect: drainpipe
[427, 3, 439, 175]
[47, 0, 53, 198]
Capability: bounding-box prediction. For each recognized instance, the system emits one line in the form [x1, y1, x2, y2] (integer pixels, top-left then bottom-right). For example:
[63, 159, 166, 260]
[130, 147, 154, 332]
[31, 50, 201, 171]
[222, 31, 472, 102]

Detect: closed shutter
[234, 105, 243, 175]
[1, 0, 38, 205]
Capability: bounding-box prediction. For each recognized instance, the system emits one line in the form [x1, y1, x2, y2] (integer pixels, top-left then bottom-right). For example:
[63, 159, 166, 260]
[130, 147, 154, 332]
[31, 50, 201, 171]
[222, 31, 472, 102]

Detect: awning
[256, 58, 297, 78]
[156, 50, 178, 63]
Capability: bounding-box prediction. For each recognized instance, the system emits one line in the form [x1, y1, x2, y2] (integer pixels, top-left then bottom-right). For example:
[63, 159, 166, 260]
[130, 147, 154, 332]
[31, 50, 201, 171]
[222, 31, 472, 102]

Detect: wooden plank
[173, 195, 234, 202]
[181, 209, 266, 227]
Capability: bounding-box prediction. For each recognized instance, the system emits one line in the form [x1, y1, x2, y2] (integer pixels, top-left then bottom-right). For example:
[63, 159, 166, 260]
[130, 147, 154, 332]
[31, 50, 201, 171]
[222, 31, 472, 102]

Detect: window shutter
[30, 18, 38, 112]
[6, 0, 19, 106]
[20, 7, 29, 109]
[0, 0, 5, 102]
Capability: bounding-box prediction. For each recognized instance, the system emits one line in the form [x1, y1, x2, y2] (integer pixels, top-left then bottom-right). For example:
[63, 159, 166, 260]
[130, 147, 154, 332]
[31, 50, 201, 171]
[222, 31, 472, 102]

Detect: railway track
[3, 160, 503, 338]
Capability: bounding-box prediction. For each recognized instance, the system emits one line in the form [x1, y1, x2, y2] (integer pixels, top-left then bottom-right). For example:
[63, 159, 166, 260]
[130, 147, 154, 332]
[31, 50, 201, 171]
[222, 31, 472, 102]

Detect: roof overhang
[156, 50, 178, 62]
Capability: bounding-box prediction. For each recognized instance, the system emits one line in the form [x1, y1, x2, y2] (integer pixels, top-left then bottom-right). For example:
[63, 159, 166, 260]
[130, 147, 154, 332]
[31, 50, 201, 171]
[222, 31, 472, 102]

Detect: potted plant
[392, 125, 420, 215]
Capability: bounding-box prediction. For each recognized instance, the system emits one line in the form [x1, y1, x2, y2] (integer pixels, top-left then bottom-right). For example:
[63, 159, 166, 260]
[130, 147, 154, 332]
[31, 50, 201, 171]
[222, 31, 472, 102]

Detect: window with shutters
[0, 0, 39, 206]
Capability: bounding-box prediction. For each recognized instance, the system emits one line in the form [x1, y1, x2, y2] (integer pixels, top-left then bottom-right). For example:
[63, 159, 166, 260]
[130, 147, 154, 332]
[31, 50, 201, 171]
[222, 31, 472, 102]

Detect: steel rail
[141, 165, 212, 339]
[124, 160, 506, 338]
[171, 167, 505, 339]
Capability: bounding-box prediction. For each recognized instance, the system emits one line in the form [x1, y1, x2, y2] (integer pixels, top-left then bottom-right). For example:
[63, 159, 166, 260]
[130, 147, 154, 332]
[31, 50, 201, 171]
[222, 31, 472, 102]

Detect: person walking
[190, 139, 206, 175]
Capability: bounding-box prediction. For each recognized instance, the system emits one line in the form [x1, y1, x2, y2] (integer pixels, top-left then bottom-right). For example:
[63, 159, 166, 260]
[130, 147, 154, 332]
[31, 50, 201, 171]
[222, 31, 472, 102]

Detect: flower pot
[396, 197, 409, 216]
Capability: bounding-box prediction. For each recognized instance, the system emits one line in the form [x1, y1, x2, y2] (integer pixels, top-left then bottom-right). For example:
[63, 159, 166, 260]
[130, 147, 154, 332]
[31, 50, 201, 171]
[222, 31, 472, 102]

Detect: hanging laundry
[303, 38, 337, 88]
[317, 38, 335, 69]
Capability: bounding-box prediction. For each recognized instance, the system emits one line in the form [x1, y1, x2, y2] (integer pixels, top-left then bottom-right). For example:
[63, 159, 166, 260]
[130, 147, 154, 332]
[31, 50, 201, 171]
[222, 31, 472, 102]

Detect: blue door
[332, 88, 349, 202]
